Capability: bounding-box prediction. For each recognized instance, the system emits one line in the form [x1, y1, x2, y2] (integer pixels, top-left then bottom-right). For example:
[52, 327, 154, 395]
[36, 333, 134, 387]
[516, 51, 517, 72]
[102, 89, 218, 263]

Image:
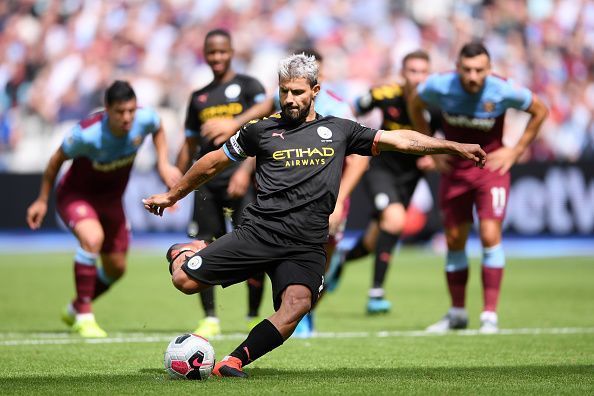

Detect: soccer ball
[164, 334, 215, 380]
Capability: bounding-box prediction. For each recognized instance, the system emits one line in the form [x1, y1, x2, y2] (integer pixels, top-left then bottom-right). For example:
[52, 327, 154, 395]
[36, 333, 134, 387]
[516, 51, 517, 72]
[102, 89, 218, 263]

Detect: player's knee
[80, 236, 104, 254]
[379, 205, 406, 234]
[172, 270, 200, 294]
[480, 233, 501, 248]
[282, 286, 312, 318]
[479, 221, 502, 247]
[445, 231, 467, 251]
[379, 218, 404, 234]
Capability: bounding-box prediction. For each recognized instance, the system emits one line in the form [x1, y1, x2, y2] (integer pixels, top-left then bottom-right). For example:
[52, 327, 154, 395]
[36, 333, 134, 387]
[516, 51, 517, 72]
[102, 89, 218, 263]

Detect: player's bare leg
[63, 219, 108, 337]
[426, 222, 471, 333]
[214, 285, 311, 378]
[478, 219, 504, 333]
[368, 203, 406, 314]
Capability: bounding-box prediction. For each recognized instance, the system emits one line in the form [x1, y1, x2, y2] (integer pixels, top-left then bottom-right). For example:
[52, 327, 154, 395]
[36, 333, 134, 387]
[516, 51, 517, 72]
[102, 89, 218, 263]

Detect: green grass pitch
[0, 248, 593, 394]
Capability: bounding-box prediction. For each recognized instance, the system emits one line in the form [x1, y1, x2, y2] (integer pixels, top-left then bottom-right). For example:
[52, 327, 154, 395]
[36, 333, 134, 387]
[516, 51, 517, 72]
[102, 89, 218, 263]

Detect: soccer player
[177, 29, 267, 338]
[142, 53, 486, 377]
[26, 80, 181, 338]
[409, 42, 548, 333]
[326, 50, 437, 314]
[203, 48, 369, 337]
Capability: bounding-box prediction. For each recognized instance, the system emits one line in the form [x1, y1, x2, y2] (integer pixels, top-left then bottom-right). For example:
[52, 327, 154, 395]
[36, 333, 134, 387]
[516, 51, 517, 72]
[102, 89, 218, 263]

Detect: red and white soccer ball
[164, 334, 215, 380]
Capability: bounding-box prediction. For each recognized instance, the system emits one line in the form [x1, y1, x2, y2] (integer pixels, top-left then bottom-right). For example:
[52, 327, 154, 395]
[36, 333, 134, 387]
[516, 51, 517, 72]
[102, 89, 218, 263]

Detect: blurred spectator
[1, 0, 593, 172]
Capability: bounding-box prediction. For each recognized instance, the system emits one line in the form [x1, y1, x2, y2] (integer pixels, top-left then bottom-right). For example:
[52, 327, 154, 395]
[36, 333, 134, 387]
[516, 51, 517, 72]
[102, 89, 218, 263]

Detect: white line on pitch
[1, 327, 594, 347]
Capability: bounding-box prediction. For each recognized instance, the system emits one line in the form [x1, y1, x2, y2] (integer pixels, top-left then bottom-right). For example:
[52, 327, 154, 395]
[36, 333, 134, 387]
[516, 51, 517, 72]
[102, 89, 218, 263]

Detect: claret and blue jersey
[58, 107, 160, 196]
[417, 72, 532, 167]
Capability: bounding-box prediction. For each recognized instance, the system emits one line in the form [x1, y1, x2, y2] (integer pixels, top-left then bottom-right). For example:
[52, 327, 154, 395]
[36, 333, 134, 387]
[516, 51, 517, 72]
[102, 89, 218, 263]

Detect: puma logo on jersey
[272, 131, 285, 139]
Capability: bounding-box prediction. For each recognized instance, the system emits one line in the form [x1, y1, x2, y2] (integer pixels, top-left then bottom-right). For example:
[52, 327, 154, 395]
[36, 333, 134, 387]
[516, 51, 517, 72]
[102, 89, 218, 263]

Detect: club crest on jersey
[186, 256, 202, 270]
[225, 84, 241, 99]
[317, 126, 332, 141]
[484, 101, 495, 112]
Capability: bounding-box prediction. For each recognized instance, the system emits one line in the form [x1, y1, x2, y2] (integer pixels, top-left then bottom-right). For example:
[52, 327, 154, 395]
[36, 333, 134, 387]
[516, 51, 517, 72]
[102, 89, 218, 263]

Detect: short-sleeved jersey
[355, 83, 421, 179]
[417, 72, 532, 170]
[184, 74, 265, 185]
[58, 107, 160, 197]
[223, 114, 380, 244]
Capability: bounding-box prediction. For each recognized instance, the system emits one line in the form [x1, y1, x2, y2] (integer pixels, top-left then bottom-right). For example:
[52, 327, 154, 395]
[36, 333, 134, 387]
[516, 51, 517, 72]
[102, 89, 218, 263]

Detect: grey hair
[278, 53, 318, 87]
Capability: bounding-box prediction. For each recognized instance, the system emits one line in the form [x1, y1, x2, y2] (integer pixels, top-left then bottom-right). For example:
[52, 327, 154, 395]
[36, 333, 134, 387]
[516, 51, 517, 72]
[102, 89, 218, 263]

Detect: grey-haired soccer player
[143, 53, 486, 378]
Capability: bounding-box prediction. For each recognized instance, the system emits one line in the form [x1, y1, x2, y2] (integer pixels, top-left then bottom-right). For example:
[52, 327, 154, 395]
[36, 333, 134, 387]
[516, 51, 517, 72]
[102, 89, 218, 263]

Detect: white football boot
[479, 311, 499, 334]
[425, 307, 468, 333]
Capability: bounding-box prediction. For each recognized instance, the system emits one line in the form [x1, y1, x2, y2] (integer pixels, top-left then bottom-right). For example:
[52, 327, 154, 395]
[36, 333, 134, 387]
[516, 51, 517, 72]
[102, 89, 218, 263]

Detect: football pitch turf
[1, 249, 593, 394]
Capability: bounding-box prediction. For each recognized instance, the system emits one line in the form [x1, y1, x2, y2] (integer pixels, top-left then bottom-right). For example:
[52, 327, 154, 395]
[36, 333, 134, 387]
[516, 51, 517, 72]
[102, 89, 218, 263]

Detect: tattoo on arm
[409, 139, 431, 153]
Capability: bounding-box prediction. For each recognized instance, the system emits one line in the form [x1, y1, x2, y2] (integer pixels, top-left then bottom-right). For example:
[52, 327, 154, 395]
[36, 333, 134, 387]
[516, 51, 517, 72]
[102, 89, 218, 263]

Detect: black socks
[230, 319, 284, 366]
[199, 288, 216, 317]
[373, 231, 400, 289]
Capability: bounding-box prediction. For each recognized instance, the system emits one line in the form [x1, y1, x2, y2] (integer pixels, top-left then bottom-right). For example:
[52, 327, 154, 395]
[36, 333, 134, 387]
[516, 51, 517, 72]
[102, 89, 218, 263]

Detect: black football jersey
[356, 83, 439, 181]
[184, 74, 265, 185]
[224, 113, 379, 244]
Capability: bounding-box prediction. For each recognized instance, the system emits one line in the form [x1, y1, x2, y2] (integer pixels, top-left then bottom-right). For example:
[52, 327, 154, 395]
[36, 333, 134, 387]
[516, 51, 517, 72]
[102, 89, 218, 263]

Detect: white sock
[368, 288, 385, 298]
[75, 313, 95, 322]
[448, 307, 467, 317]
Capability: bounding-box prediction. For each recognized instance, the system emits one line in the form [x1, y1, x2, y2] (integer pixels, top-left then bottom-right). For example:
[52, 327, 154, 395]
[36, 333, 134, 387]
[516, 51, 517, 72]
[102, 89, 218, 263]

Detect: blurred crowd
[1, 0, 594, 172]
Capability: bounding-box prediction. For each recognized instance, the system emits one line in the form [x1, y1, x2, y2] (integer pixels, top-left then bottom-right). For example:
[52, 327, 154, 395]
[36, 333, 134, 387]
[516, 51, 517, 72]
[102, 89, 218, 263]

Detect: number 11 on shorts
[490, 186, 506, 216]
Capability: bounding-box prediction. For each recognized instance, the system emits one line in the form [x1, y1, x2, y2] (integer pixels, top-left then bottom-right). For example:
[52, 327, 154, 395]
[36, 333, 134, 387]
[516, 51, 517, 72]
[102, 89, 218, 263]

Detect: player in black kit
[326, 50, 438, 313]
[177, 29, 267, 338]
[144, 53, 486, 378]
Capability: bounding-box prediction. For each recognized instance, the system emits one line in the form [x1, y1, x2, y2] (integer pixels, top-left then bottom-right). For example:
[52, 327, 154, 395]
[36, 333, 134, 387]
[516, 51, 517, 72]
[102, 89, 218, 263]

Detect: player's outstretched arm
[26, 148, 68, 230]
[377, 129, 487, 168]
[143, 148, 232, 216]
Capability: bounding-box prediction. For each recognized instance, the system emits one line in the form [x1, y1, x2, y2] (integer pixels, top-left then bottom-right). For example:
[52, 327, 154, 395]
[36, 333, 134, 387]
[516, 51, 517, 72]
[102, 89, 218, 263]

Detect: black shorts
[190, 182, 252, 240]
[364, 166, 421, 216]
[181, 224, 326, 311]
